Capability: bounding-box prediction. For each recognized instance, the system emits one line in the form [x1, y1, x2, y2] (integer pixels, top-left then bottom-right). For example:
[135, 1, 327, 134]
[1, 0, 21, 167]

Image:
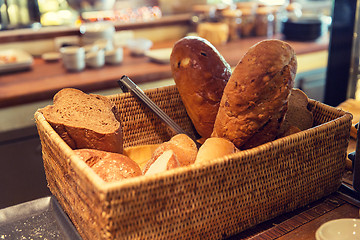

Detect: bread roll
[143, 150, 180, 176]
[212, 39, 297, 149]
[40, 88, 123, 153]
[74, 149, 142, 182]
[278, 88, 314, 137]
[195, 137, 238, 164]
[337, 98, 360, 139]
[144, 134, 198, 171]
[170, 36, 232, 138]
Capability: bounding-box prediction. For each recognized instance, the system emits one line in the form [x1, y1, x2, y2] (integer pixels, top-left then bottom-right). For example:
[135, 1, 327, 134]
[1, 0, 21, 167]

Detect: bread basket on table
[34, 84, 352, 240]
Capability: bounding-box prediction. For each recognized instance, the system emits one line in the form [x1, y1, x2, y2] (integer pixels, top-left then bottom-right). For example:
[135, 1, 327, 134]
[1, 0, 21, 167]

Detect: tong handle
[117, 76, 201, 148]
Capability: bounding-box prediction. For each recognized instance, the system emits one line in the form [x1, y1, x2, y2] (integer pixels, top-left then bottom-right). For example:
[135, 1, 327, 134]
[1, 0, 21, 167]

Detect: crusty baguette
[74, 149, 142, 182]
[212, 39, 297, 149]
[170, 36, 231, 138]
[40, 88, 123, 153]
[195, 137, 238, 164]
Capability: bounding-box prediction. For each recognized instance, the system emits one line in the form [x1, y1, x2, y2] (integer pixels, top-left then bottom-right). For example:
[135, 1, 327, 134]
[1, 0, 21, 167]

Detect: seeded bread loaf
[212, 39, 297, 149]
[170, 36, 231, 138]
[40, 88, 123, 153]
[74, 149, 142, 182]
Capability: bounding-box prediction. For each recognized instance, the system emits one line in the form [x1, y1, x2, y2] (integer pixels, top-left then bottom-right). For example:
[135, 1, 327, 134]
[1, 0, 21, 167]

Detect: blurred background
[1, 0, 359, 211]
[0, 0, 331, 29]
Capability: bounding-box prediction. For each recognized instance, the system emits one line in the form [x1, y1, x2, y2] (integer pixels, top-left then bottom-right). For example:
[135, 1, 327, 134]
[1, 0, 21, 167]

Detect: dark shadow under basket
[34, 85, 352, 240]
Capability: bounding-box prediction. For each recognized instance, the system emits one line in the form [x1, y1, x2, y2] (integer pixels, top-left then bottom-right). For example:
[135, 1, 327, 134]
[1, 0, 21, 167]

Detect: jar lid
[192, 4, 216, 14]
[222, 9, 242, 18]
[256, 6, 272, 15]
[236, 2, 258, 10]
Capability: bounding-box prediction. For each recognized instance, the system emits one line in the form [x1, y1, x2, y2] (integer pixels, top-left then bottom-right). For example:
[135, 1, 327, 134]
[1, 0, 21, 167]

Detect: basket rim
[34, 111, 107, 192]
[34, 89, 353, 195]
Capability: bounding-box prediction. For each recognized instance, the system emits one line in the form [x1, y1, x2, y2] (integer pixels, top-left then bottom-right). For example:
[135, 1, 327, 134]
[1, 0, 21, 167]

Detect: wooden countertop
[230, 190, 360, 239]
[0, 35, 329, 108]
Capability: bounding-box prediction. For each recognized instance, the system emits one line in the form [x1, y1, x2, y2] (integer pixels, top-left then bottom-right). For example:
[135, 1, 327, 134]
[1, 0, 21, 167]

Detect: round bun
[143, 134, 198, 173]
[195, 137, 238, 164]
[74, 149, 142, 182]
[143, 150, 180, 176]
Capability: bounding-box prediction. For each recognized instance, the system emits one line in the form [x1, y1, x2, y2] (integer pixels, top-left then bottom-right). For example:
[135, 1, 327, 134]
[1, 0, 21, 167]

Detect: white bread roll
[142, 134, 199, 175]
[143, 150, 179, 176]
[195, 137, 238, 164]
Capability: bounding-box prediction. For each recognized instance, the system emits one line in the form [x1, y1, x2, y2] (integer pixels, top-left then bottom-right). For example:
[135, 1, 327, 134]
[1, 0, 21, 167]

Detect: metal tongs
[117, 75, 201, 148]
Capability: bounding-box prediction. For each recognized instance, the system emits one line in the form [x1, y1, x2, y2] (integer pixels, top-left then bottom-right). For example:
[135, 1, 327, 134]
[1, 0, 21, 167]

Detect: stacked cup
[80, 22, 115, 46]
[60, 46, 85, 72]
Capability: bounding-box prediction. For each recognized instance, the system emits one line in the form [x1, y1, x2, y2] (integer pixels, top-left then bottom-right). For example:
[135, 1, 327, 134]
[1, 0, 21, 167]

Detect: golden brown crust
[169, 134, 198, 166]
[143, 134, 198, 171]
[170, 36, 231, 138]
[74, 149, 142, 182]
[212, 39, 297, 149]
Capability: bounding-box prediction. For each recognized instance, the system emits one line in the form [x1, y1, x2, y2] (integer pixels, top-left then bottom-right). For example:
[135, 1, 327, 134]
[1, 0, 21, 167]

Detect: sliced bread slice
[40, 88, 123, 153]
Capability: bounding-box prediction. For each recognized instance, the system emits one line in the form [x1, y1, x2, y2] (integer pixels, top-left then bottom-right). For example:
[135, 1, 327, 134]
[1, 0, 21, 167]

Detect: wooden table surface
[229, 190, 359, 239]
[0, 35, 329, 108]
[229, 138, 359, 239]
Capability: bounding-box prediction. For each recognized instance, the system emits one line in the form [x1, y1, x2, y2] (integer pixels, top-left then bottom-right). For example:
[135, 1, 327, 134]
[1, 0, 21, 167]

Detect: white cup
[95, 38, 114, 51]
[60, 46, 85, 72]
[315, 218, 360, 240]
[86, 49, 105, 68]
[105, 47, 123, 65]
[83, 44, 99, 54]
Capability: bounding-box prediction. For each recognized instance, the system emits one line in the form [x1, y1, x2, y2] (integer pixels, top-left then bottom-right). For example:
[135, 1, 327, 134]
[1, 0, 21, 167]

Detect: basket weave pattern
[35, 85, 352, 239]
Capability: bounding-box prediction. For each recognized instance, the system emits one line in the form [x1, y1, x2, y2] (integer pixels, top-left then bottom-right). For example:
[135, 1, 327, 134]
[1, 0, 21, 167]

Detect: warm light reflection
[81, 6, 162, 23]
[257, 0, 286, 5]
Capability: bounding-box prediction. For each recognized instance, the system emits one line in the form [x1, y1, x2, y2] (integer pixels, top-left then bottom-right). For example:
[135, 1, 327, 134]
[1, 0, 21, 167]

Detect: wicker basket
[34, 85, 352, 240]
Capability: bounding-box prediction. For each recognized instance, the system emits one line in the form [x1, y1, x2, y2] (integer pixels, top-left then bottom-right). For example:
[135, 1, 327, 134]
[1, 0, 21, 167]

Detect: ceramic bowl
[316, 218, 360, 240]
[281, 17, 323, 41]
[127, 38, 153, 56]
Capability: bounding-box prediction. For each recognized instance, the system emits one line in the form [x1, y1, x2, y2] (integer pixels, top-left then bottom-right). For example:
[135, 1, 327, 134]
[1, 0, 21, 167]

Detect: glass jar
[191, 4, 217, 32]
[221, 9, 242, 41]
[197, 21, 229, 45]
[236, 2, 257, 38]
[255, 6, 274, 37]
[240, 7, 256, 37]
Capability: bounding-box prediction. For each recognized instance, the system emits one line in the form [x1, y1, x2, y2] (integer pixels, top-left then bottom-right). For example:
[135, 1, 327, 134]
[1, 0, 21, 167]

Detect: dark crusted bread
[278, 88, 314, 137]
[170, 36, 231, 139]
[40, 88, 123, 153]
[212, 39, 297, 149]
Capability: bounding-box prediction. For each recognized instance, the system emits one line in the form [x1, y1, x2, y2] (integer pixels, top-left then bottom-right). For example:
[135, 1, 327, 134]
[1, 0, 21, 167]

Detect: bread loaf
[74, 149, 142, 182]
[40, 88, 123, 153]
[195, 137, 238, 165]
[170, 36, 232, 138]
[212, 39, 297, 149]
